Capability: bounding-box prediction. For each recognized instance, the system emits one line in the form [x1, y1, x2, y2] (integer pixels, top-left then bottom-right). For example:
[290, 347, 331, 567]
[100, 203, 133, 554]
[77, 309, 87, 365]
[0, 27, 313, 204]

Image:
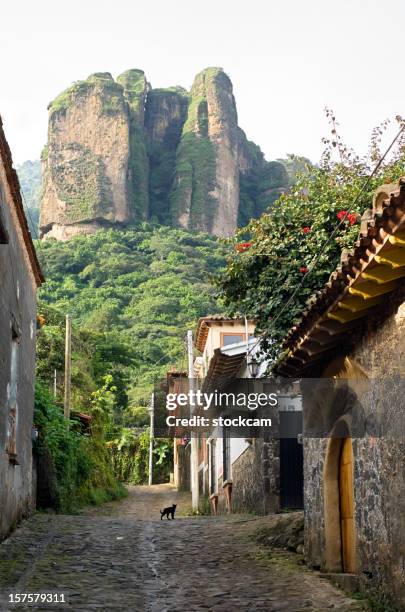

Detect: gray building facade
[0, 118, 43, 539]
[277, 180, 405, 609]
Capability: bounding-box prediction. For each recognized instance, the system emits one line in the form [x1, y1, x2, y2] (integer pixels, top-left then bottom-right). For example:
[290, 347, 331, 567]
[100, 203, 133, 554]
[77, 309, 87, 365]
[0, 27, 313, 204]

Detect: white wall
[230, 438, 250, 468]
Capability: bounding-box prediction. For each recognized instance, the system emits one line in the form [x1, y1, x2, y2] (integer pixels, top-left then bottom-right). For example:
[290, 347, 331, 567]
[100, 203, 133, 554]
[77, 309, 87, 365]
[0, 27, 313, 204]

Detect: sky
[1, 0, 405, 165]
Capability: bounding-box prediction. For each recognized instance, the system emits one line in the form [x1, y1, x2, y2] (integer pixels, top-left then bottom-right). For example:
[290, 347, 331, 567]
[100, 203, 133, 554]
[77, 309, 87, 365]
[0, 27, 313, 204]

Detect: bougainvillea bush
[216, 113, 405, 362]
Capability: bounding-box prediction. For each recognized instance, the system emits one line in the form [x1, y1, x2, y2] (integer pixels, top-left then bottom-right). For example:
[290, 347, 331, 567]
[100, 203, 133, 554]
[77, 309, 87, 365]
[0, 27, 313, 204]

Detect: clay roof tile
[277, 178, 405, 370]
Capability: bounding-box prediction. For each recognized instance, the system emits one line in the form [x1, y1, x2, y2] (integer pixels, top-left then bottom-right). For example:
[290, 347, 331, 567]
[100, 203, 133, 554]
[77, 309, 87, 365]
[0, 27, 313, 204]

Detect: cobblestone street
[0, 485, 368, 611]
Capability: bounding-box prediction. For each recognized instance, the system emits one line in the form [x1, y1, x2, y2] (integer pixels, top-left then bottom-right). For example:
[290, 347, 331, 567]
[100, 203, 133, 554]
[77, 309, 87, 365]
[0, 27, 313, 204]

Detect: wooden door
[339, 438, 356, 573]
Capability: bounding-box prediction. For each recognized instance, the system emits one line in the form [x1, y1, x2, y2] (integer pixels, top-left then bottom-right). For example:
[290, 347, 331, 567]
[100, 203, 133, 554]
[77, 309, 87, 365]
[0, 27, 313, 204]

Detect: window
[0, 186, 9, 243]
[220, 332, 255, 347]
[221, 333, 244, 347]
[6, 330, 19, 463]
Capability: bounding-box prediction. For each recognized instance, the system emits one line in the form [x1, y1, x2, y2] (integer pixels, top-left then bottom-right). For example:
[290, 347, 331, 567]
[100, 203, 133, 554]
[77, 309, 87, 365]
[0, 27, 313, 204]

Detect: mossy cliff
[41, 73, 132, 240]
[40, 67, 289, 239]
[145, 87, 189, 224]
[117, 70, 150, 222]
[238, 130, 289, 227]
[169, 68, 239, 234]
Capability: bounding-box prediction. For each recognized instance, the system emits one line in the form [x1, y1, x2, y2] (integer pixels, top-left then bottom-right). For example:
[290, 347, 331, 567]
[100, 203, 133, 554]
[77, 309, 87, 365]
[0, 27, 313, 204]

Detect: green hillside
[36, 224, 227, 423]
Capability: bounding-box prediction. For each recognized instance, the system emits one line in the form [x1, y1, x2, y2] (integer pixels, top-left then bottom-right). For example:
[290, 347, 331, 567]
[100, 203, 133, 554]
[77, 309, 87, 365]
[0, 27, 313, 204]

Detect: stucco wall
[304, 289, 405, 608]
[201, 321, 255, 374]
[0, 161, 38, 539]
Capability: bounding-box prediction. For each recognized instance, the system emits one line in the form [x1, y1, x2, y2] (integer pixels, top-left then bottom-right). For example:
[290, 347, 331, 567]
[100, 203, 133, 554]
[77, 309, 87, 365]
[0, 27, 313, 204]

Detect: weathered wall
[0, 162, 37, 539]
[304, 289, 405, 608]
[216, 438, 280, 514]
[176, 445, 190, 492]
[303, 437, 327, 568]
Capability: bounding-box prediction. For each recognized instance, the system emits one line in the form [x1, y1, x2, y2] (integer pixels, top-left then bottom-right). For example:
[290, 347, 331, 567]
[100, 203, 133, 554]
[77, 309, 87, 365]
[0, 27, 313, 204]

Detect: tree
[216, 113, 405, 363]
[36, 224, 228, 486]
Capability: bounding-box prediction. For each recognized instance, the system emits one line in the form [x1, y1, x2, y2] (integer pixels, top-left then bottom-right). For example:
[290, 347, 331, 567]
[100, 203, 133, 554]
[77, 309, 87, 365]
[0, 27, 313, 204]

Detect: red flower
[300, 266, 308, 274]
[302, 226, 311, 234]
[236, 242, 252, 252]
[337, 210, 357, 226]
[337, 210, 348, 221]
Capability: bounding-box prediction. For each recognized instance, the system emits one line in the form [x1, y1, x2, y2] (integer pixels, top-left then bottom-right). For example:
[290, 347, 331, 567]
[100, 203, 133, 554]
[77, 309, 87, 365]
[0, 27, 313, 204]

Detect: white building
[193, 315, 303, 514]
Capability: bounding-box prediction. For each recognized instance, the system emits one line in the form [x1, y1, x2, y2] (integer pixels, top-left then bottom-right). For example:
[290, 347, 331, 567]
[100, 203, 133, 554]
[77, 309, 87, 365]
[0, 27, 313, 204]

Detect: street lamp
[248, 356, 260, 378]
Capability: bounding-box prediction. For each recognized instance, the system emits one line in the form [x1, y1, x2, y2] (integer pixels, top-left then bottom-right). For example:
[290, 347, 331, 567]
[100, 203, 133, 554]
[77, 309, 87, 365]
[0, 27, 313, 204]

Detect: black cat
[160, 504, 177, 520]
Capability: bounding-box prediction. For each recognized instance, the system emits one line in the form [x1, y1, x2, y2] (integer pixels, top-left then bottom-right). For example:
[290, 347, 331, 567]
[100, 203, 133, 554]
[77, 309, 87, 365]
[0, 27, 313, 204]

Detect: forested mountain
[36, 225, 227, 422]
[39, 68, 290, 240]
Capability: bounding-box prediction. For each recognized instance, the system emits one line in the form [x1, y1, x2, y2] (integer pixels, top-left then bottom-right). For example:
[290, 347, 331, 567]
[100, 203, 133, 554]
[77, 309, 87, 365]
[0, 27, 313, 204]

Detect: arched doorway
[324, 433, 357, 573]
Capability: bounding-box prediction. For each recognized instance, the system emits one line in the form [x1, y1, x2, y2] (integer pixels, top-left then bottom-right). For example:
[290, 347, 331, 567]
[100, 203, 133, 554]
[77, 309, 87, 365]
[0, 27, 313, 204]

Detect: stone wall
[303, 437, 327, 568]
[303, 289, 405, 609]
[0, 162, 38, 539]
[216, 438, 280, 514]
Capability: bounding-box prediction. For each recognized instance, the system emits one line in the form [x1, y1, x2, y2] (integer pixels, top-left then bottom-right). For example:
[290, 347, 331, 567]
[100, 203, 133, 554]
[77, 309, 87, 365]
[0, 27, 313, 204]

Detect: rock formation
[116, 69, 150, 222]
[41, 73, 132, 240]
[169, 68, 239, 235]
[145, 87, 189, 224]
[40, 67, 289, 239]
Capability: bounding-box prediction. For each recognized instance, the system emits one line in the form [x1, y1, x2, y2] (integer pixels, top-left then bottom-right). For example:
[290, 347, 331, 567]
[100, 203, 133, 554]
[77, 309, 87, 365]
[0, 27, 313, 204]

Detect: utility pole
[148, 392, 155, 486]
[187, 330, 199, 510]
[244, 316, 249, 354]
[64, 314, 72, 420]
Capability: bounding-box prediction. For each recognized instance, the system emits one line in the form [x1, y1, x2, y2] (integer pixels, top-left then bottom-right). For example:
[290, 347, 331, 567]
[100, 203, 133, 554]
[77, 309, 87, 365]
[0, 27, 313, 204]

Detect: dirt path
[0, 485, 368, 611]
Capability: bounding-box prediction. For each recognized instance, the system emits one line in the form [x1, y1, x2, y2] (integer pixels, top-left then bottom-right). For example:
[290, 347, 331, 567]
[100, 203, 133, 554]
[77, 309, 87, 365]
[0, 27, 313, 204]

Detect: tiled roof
[276, 178, 405, 376]
[202, 348, 247, 394]
[0, 116, 44, 286]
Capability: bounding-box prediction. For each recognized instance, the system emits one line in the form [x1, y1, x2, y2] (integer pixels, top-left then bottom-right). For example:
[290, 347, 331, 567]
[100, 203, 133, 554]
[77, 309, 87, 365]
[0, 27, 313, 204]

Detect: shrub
[34, 382, 125, 513]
